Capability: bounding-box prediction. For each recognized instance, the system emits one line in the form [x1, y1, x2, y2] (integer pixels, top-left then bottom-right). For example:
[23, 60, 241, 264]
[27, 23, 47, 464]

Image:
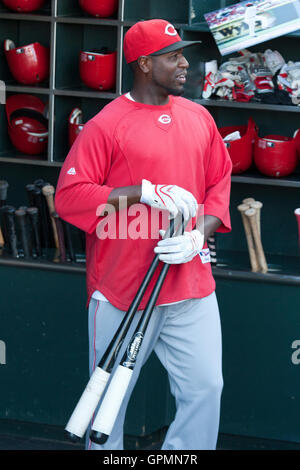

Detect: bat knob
[64, 430, 81, 443]
[89, 430, 109, 445]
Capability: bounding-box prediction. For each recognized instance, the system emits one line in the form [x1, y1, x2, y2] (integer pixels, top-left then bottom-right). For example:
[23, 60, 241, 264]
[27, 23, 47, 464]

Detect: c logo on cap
[165, 24, 177, 36]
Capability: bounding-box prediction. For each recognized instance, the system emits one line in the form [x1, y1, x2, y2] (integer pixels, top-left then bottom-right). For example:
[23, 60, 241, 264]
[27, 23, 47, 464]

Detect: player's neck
[130, 85, 169, 106]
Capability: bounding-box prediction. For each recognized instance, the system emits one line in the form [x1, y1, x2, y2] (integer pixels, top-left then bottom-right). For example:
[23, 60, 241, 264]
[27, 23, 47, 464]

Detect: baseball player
[55, 19, 232, 450]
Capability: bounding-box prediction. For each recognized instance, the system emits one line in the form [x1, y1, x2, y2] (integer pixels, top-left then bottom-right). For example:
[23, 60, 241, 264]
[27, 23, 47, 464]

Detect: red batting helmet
[4, 39, 50, 85]
[79, 48, 117, 91]
[294, 129, 300, 159]
[68, 108, 85, 148]
[218, 117, 258, 174]
[78, 0, 118, 17]
[6, 94, 48, 155]
[254, 134, 298, 177]
[1, 0, 45, 12]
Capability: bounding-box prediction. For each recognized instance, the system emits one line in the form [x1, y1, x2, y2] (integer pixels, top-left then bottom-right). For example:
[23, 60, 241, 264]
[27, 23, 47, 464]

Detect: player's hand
[154, 229, 204, 264]
[140, 179, 197, 221]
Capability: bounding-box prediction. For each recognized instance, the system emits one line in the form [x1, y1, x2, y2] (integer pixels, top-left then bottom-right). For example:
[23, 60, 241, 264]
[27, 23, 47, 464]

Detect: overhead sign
[204, 0, 300, 55]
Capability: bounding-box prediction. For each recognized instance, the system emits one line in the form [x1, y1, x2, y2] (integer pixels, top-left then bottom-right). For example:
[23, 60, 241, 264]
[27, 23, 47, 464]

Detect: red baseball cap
[124, 19, 201, 64]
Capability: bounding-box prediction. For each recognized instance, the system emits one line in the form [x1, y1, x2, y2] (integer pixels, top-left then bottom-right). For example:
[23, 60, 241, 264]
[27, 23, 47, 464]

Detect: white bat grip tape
[92, 365, 133, 436]
[65, 367, 110, 438]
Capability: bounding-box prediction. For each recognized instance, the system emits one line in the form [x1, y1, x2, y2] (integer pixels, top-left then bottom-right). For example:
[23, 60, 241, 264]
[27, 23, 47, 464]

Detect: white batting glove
[154, 229, 204, 264]
[140, 179, 197, 221]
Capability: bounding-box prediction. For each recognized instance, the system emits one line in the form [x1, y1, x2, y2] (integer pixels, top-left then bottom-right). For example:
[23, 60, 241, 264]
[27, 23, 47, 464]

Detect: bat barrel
[25, 184, 36, 207]
[0, 180, 9, 205]
[62, 220, 76, 262]
[27, 207, 42, 257]
[3, 205, 18, 258]
[15, 208, 31, 259]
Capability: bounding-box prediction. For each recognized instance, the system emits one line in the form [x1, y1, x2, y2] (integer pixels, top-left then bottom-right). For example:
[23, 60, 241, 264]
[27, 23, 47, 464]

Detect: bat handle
[65, 366, 110, 441]
[52, 212, 66, 262]
[90, 365, 133, 444]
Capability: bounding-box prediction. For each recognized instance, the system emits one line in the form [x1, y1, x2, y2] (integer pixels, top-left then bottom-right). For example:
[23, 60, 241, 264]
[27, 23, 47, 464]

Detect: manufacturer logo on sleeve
[67, 167, 76, 175]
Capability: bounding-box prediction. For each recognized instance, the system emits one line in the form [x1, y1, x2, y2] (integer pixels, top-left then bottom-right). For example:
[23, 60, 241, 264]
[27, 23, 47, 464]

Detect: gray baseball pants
[86, 291, 223, 450]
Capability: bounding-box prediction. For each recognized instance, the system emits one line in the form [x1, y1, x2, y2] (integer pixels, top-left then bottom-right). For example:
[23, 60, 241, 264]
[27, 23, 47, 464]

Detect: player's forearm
[201, 215, 221, 244]
[98, 185, 142, 215]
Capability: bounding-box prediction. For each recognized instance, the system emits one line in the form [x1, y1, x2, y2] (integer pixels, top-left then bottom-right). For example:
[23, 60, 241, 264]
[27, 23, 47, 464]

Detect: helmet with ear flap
[254, 134, 298, 177]
[4, 39, 50, 85]
[6, 94, 48, 156]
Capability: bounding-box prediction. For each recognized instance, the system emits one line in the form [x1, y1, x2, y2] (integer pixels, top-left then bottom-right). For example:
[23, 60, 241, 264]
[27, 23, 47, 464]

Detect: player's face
[150, 49, 189, 96]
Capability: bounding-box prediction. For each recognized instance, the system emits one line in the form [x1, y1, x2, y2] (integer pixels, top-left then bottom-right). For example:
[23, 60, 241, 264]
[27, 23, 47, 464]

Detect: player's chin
[168, 85, 185, 96]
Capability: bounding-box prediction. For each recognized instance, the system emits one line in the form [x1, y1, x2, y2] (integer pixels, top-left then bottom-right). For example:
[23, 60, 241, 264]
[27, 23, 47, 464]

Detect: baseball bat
[250, 201, 263, 238]
[27, 207, 42, 257]
[42, 185, 59, 250]
[25, 184, 36, 207]
[90, 217, 186, 445]
[2, 206, 18, 258]
[294, 208, 300, 252]
[0, 180, 9, 205]
[15, 208, 31, 259]
[245, 208, 268, 273]
[242, 197, 255, 205]
[238, 203, 259, 272]
[52, 211, 66, 262]
[0, 226, 4, 247]
[33, 187, 50, 249]
[65, 218, 177, 442]
[62, 220, 76, 262]
[33, 179, 46, 189]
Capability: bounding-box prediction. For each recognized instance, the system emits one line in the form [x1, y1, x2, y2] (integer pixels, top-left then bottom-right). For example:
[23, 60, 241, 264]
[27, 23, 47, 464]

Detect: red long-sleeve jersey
[55, 95, 232, 310]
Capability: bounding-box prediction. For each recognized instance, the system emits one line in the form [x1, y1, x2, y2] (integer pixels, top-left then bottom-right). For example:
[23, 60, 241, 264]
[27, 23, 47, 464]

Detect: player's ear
[137, 56, 152, 74]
